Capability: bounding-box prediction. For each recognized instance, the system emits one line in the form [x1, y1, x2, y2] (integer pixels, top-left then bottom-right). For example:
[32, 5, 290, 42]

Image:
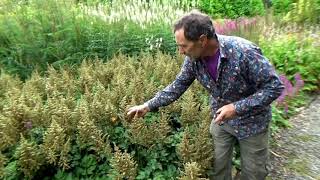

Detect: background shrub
[259, 30, 320, 91]
[0, 0, 177, 80]
[198, 0, 265, 19]
[271, 0, 296, 15]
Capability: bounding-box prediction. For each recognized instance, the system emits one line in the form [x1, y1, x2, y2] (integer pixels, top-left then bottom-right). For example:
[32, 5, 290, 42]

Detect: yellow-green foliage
[0, 153, 7, 178]
[77, 105, 112, 157]
[110, 146, 138, 180]
[0, 73, 22, 99]
[180, 90, 201, 126]
[284, 0, 320, 24]
[126, 110, 171, 148]
[0, 115, 19, 151]
[179, 162, 208, 180]
[177, 105, 213, 172]
[15, 135, 43, 178]
[42, 120, 70, 170]
[0, 52, 213, 178]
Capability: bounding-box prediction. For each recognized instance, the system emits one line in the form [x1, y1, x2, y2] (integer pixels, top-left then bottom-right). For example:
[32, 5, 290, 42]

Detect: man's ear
[199, 34, 208, 47]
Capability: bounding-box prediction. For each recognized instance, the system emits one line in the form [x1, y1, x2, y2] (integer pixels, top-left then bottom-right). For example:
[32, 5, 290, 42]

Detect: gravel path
[267, 95, 320, 180]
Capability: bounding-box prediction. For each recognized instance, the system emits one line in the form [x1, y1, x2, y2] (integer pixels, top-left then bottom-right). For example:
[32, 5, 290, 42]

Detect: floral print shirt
[146, 34, 284, 139]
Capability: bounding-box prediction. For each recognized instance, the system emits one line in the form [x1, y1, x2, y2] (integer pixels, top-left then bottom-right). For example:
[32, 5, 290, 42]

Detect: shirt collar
[216, 34, 227, 59]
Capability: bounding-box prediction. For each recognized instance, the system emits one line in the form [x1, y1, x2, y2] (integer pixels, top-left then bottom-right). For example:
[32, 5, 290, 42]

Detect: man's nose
[178, 47, 185, 55]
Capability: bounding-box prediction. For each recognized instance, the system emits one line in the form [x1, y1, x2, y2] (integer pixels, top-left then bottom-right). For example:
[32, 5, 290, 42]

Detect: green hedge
[198, 0, 265, 19]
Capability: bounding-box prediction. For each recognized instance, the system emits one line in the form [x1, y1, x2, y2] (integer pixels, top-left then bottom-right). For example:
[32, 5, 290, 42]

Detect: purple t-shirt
[203, 49, 220, 81]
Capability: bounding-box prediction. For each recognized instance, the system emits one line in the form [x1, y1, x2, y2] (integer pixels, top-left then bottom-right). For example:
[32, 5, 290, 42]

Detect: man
[127, 10, 284, 180]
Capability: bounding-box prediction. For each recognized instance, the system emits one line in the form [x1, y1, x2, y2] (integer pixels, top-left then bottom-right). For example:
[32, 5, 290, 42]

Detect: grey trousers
[210, 122, 269, 180]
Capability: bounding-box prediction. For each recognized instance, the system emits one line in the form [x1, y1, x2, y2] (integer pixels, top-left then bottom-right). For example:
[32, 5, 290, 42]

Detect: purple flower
[24, 121, 33, 130]
[293, 73, 304, 94]
[280, 75, 294, 97]
[276, 91, 286, 104]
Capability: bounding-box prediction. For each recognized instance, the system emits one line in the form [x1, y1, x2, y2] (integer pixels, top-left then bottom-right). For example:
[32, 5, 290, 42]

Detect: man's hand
[126, 104, 150, 121]
[214, 103, 237, 125]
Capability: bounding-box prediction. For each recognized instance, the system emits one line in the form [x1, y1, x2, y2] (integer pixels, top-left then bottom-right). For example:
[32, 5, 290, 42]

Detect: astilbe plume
[23, 71, 46, 98]
[118, 95, 130, 121]
[14, 135, 43, 178]
[58, 137, 71, 170]
[90, 82, 117, 124]
[110, 58, 136, 106]
[42, 120, 70, 169]
[45, 67, 78, 98]
[180, 90, 201, 126]
[126, 111, 171, 148]
[152, 53, 181, 86]
[191, 107, 214, 171]
[139, 53, 170, 98]
[127, 68, 146, 104]
[77, 108, 112, 158]
[0, 153, 7, 178]
[177, 105, 214, 174]
[143, 77, 158, 101]
[0, 73, 22, 98]
[177, 126, 196, 164]
[45, 95, 77, 134]
[2, 88, 42, 136]
[179, 162, 208, 180]
[78, 61, 98, 92]
[109, 146, 137, 180]
[164, 100, 183, 114]
[0, 115, 19, 150]
[78, 60, 114, 92]
[17, 90, 45, 128]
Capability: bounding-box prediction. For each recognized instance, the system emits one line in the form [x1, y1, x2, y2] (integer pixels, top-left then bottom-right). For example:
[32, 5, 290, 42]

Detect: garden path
[267, 95, 320, 180]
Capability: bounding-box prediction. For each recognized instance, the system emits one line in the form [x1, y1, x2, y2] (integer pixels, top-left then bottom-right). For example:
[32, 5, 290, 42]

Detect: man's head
[174, 10, 217, 59]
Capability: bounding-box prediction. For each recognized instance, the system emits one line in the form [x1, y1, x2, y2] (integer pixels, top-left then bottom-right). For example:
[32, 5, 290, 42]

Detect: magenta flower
[24, 121, 33, 130]
[293, 73, 304, 95]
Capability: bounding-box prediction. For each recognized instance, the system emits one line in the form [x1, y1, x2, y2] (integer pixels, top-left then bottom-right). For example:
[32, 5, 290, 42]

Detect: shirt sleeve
[233, 48, 285, 115]
[145, 57, 196, 111]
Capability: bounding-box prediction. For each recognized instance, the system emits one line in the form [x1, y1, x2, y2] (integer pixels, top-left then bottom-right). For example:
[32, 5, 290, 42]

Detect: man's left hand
[214, 103, 237, 125]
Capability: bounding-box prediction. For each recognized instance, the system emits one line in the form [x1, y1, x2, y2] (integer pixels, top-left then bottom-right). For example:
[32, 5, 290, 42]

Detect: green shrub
[198, 0, 265, 19]
[0, 0, 177, 80]
[283, 0, 320, 24]
[271, 0, 296, 15]
[259, 31, 320, 91]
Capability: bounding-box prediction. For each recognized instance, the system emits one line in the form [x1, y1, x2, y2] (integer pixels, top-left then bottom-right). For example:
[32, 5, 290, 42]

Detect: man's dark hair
[174, 10, 216, 41]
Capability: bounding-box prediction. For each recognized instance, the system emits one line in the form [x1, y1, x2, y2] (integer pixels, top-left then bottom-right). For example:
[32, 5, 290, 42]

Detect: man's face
[175, 28, 203, 59]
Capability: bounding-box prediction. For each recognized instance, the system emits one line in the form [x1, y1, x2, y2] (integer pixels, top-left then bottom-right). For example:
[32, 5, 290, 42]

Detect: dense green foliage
[271, 0, 320, 24]
[271, 0, 296, 15]
[283, 0, 320, 24]
[0, 0, 176, 80]
[198, 0, 265, 19]
[259, 30, 320, 91]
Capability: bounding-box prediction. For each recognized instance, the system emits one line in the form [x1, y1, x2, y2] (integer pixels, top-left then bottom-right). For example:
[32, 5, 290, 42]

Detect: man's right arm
[126, 57, 196, 119]
[145, 57, 196, 111]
